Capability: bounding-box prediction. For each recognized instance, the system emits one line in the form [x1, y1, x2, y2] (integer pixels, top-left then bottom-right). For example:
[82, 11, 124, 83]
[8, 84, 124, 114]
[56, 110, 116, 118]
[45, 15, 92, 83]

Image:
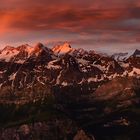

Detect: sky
[0, 0, 140, 54]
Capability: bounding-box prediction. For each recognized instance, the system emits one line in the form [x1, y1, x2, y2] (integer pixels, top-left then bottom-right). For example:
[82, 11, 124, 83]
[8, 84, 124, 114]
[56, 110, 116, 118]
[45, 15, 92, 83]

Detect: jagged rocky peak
[17, 44, 30, 50]
[62, 42, 72, 48]
[33, 42, 52, 56]
[35, 42, 44, 48]
[33, 42, 44, 52]
[1, 45, 16, 52]
[16, 43, 43, 52]
[111, 52, 129, 61]
[16, 44, 34, 54]
[0, 45, 19, 62]
[73, 48, 88, 56]
[132, 49, 140, 57]
[52, 42, 74, 55]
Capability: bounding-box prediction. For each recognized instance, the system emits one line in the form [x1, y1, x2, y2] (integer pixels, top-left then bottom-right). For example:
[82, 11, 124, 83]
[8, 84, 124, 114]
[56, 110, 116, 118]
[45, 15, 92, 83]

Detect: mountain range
[0, 42, 140, 140]
[0, 42, 139, 92]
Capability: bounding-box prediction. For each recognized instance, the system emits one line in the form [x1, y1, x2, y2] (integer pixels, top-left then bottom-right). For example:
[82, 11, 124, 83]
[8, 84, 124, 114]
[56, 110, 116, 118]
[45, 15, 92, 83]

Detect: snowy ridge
[112, 52, 130, 61]
[0, 42, 139, 89]
[0, 43, 48, 63]
[0, 46, 19, 62]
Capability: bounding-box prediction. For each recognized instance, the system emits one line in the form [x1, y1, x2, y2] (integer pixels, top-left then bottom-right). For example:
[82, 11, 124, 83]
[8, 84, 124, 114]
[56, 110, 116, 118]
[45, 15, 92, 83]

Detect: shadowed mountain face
[0, 43, 140, 140]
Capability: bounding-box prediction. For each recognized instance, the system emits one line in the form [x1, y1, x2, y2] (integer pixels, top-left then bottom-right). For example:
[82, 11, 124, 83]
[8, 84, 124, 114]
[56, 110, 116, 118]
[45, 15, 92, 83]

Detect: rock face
[0, 42, 140, 140]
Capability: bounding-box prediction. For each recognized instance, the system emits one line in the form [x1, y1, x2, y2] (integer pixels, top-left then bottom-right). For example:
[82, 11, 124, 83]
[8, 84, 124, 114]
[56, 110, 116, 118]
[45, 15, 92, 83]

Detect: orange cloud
[0, 0, 140, 34]
[0, 0, 140, 53]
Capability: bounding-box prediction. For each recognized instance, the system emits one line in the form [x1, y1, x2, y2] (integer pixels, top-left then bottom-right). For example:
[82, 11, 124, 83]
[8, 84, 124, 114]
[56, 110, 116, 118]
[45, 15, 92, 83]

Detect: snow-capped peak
[17, 44, 34, 55]
[0, 46, 19, 62]
[1, 46, 15, 52]
[34, 42, 43, 49]
[31, 42, 44, 54]
[132, 49, 140, 57]
[52, 42, 74, 55]
[111, 52, 130, 61]
[0, 43, 47, 63]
